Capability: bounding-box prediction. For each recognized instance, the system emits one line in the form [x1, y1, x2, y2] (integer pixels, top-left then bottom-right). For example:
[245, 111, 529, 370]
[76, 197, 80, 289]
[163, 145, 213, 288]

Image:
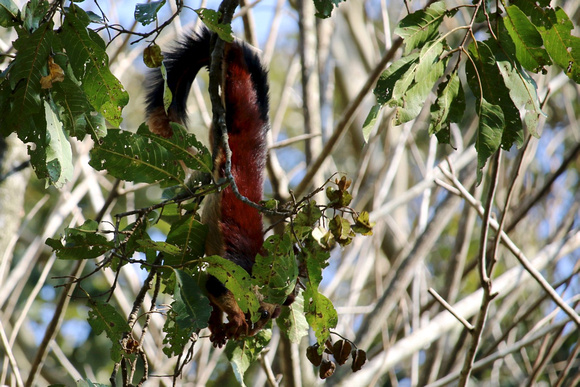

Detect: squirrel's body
[145, 29, 281, 347]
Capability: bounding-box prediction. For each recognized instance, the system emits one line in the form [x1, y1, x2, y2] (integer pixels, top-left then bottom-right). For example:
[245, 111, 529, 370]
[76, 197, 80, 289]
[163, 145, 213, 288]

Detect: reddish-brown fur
[145, 30, 283, 348]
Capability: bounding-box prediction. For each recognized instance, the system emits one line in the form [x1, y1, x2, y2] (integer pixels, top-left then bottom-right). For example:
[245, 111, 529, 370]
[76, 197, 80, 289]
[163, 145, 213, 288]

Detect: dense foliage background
[1, 0, 579, 386]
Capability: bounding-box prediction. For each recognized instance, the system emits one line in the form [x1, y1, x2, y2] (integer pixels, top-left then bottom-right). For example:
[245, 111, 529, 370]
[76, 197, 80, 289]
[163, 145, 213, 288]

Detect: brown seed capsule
[351, 348, 367, 372]
[320, 359, 336, 379]
[332, 340, 352, 365]
[306, 344, 323, 367]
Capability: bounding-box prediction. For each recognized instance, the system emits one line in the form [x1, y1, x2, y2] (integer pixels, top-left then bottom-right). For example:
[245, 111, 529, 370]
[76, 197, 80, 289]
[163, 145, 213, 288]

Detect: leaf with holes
[253, 234, 297, 304]
[395, 1, 453, 54]
[502, 5, 551, 73]
[429, 71, 465, 144]
[204, 255, 260, 321]
[164, 213, 208, 266]
[60, 4, 128, 126]
[88, 299, 131, 362]
[89, 129, 184, 186]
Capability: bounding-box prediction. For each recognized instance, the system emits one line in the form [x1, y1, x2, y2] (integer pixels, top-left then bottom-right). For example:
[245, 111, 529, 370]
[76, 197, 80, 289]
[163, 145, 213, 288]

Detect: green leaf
[276, 292, 308, 343]
[134, 1, 166, 26]
[164, 213, 208, 266]
[22, 0, 50, 32]
[87, 299, 131, 363]
[374, 53, 420, 105]
[466, 40, 522, 177]
[0, 0, 20, 27]
[173, 269, 211, 331]
[51, 68, 107, 141]
[394, 41, 446, 125]
[395, 1, 451, 54]
[352, 211, 375, 236]
[9, 24, 52, 115]
[0, 81, 12, 137]
[42, 100, 73, 188]
[204, 255, 260, 319]
[362, 104, 381, 142]
[329, 215, 354, 246]
[160, 62, 173, 114]
[513, 2, 580, 83]
[312, 0, 344, 19]
[294, 201, 322, 227]
[494, 48, 545, 137]
[150, 123, 213, 174]
[303, 286, 337, 348]
[194, 8, 233, 42]
[502, 5, 551, 73]
[163, 269, 211, 359]
[429, 72, 465, 143]
[252, 234, 298, 304]
[225, 330, 271, 387]
[136, 240, 182, 255]
[304, 248, 330, 290]
[89, 129, 185, 186]
[60, 4, 128, 126]
[476, 99, 504, 182]
[539, 7, 580, 83]
[326, 176, 353, 208]
[46, 220, 113, 260]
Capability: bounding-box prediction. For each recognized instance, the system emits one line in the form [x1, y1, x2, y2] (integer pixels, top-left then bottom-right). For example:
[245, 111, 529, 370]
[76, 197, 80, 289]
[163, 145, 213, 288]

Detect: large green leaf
[163, 269, 212, 358]
[394, 41, 446, 125]
[312, 0, 344, 19]
[466, 41, 523, 150]
[89, 129, 185, 186]
[395, 1, 452, 54]
[87, 299, 131, 363]
[429, 71, 465, 144]
[60, 4, 128, 126]
[143, 123, 213, 174]
[43, 100, 73, 188]
[9, 24, 52, 117]
[303, 286, 338, 348]
[0, 0, 19, 27]
[52, 67, 107, 141]
[374, 53, 419, 105]
[513, 2, 580, 83]
[502, 5, 551, 73]
[134, 0, 166, 26]
[173, 269, 211, 331]
[203, 255, 260, 319]
[194, 8, 234, 42]
[46, 220, 113, 260]
[539, 7, 580, 83]
[252, 234, 298, 304]
[475, 99, 504, 182]
[494, 47, 545, 137]
[277, 293, 309, 343]
[225, 330, 271, 387]
[164, 213, 208, 266]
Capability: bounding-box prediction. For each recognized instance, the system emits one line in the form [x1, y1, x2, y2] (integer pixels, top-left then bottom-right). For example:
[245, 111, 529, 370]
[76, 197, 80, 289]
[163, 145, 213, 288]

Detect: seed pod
[320, 359, 336, 379]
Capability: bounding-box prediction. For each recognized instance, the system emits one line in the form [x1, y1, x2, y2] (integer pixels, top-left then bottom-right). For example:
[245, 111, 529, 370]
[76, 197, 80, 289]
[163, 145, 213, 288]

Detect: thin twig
[259, 352, 279, 387]
[458, 150, 502, 386]
[0, 319, 23, 387]
[428, 288, 474, 331]
[439, 163, 580, 326]
[428, 317, 574, 387]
